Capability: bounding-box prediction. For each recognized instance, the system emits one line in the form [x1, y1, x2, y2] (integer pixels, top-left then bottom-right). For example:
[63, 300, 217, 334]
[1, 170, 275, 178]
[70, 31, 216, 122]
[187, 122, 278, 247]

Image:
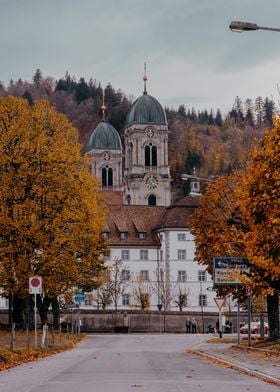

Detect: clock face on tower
[145, 174, 159, 190]
[145, 126, 155, 138]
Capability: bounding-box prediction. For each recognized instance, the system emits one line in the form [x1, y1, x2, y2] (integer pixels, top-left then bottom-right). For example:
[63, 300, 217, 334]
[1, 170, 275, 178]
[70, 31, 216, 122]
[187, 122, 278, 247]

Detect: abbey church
[84, 74, 216, 312]
[86, 75, 171, 207]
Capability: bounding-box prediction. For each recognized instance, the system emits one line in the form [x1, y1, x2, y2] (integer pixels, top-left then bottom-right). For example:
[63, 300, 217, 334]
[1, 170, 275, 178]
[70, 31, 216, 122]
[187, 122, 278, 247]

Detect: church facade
[83, 77, 218, 312]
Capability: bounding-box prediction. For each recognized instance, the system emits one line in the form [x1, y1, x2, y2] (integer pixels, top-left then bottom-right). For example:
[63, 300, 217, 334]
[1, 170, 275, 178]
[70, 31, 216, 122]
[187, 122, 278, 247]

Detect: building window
[140, 250, 148, 260]
[139, 232, 146, 239]
[140, 270, 149, 281]
[121, 250, 130, 260]
[178, 249, 186, 260]
[199, 294, 207, 307]
[120, 232, 128, 240]
[102, 166, 113, 187]
[103, 231, 110, 239]
[148, 195, 156, 206]
[178, 270, 187, 282]
[198, 270, 206, 281]
[121, 269, 130, 281]
[145, 144, 157, 167]
[177, 233, 186, 241]
[122, 294, 130, 306]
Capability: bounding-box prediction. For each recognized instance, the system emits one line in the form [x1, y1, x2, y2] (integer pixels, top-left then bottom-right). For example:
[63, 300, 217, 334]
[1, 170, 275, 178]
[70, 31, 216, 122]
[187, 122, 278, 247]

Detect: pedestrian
[191, 318, 197, 333]
[186, 318, 191, 333]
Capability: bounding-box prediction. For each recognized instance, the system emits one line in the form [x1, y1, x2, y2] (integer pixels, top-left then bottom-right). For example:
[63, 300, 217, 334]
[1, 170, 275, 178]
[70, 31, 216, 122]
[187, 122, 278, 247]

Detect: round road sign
[29, 276, 42, 294]
[30, 277, 41, 287]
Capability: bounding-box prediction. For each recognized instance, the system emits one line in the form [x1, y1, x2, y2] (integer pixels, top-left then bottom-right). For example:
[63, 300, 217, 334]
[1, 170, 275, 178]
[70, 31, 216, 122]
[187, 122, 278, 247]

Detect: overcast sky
[1, 0, 280, 114]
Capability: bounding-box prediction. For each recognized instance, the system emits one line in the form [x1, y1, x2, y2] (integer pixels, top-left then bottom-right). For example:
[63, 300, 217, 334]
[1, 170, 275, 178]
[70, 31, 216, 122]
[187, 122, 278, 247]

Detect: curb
[187, 349, 280, 387]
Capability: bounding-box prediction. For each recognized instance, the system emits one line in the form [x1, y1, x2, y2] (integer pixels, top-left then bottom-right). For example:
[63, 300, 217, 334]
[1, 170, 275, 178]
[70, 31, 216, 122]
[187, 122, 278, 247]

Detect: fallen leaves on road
[0, 332, 85, 371]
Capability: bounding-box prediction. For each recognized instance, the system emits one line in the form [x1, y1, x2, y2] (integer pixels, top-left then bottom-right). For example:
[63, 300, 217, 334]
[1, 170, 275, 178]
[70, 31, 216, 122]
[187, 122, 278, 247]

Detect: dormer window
[103, 231, 110, 239]
[120, 231, 128, 240]
[139, 232, 146, 239]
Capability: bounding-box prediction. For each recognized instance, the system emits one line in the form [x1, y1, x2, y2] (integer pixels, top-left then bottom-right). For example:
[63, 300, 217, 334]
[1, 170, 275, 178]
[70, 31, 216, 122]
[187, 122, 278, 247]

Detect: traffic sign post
[214, 297, 226, 339]
[246, 286, 253, 348]
[29, 276, 42, 348]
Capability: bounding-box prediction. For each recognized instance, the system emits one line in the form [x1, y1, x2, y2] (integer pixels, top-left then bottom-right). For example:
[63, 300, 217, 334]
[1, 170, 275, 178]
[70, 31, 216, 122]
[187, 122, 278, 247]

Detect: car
[240, 321, 269, 334]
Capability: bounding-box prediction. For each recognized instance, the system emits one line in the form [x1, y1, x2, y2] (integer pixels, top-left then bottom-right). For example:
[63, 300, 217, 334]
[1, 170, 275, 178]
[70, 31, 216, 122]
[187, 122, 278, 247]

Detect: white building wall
[87, 229, 218, 312]
[0, 289, 8, 309]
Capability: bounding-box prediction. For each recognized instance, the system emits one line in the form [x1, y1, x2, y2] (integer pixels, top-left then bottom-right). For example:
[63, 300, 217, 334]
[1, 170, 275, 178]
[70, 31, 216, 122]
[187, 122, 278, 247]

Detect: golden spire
[143, 62, 148, 94]
[101, 89, 106, 121]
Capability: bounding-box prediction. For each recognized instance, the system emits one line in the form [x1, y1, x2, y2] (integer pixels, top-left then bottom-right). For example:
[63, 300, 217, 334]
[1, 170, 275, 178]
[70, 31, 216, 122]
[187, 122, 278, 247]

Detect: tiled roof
[155, 195, 200, 229]
[105, 205, 166, 246]
[173, 195, 201, 207]
[101, 191, 124, 205]
[132, 217, 147, 233]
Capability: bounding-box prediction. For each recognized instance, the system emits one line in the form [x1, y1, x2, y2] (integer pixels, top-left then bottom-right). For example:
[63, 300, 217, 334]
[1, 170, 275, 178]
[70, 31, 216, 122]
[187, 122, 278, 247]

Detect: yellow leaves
[191, 120, 279, 293]
[0, 97, 108, 297]
[0, 331, 85, 371]
[237, 124, 280, 287]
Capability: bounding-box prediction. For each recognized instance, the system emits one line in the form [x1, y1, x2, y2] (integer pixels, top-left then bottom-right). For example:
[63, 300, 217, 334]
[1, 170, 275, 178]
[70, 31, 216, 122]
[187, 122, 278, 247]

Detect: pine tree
[75, 77, 91, 103]
[32, 68, 43, 88]
[214, 109, 223, 126]
[263, 97, 275, 127]
[255, 96, 264, 128]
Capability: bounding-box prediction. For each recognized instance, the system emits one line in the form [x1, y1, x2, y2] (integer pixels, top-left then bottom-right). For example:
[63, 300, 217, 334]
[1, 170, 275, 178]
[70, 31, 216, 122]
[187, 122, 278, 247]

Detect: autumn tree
[97, 258, 128, 311]
[0, 97, 108, 327]
[237, 123, 280, 339]
[174, 286, 190, 311]
[132, 274, 152, 310]
[191, 173, 245, 274]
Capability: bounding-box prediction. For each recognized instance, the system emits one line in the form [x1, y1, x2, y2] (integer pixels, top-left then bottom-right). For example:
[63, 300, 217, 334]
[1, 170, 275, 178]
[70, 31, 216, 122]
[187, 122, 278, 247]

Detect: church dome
[126, 93, 167, 125]
[86, 121, 122, 151]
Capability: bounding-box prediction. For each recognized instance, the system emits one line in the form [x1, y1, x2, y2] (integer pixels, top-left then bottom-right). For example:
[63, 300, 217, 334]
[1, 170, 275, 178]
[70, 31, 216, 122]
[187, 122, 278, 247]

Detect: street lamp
[229, 21, 280, 33]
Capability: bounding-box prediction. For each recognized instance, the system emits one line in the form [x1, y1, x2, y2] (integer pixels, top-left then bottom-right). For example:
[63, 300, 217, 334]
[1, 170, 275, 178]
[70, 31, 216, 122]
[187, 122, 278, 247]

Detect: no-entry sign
[29, 276, 42, 294]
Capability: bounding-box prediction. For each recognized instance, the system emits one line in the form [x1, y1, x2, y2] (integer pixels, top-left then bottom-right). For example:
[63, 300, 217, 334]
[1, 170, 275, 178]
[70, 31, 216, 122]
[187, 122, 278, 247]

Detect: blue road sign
[213, 257, 250, 285]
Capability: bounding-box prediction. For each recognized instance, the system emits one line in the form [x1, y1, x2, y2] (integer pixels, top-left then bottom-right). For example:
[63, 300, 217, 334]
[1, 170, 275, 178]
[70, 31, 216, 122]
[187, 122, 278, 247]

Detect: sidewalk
[188, 337, 280, 386]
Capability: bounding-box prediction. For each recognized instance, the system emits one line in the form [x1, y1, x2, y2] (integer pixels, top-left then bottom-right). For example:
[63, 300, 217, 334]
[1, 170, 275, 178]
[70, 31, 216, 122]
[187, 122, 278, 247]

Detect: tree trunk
[267, 291, 279, 340]
[12, 295, 24, 325]
[37, 295, 51, 325]
[51, 297, 60, 329]
[23, 295, 34, 328]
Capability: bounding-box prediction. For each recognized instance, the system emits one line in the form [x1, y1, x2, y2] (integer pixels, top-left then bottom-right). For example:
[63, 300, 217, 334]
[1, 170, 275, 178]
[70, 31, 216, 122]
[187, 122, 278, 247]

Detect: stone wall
[0, 309, 255, 333]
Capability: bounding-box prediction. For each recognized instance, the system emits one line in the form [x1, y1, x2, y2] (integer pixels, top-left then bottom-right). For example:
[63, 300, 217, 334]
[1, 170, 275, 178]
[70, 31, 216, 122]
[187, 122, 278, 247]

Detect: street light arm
[258, 25, 280, 32]
[230, 20, 280, 33]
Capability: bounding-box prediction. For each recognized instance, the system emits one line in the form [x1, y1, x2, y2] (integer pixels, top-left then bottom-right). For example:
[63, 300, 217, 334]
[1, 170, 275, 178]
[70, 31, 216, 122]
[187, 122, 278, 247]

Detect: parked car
[240, 321, 269, 334]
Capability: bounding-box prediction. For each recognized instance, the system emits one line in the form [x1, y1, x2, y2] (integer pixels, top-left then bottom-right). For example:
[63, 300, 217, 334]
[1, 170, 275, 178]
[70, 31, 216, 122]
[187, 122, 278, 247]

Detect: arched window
[152, 145, 157, 166]
[148, 195, 157, 206]
[145, 144, 157, 167]
[102, 166, 113, 187]
[145, 145, 150, 166]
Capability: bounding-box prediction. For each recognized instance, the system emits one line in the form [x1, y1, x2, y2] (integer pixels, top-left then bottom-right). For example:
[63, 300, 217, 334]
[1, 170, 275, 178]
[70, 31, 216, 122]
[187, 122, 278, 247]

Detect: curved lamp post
[229, 21, 280, 33]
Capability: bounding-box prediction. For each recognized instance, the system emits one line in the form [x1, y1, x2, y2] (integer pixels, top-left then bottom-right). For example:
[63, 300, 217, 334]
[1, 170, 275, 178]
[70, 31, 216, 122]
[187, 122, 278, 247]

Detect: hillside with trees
[0, 69, 276, 199]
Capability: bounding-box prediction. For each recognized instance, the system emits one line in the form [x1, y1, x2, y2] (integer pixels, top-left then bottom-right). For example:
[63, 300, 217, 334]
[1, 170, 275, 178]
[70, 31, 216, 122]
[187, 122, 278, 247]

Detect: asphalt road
[0, 334, 278, 392]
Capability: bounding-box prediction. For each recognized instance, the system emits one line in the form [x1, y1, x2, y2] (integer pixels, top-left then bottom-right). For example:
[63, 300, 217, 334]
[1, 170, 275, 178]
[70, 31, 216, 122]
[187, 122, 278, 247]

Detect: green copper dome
[126, 93, 167, 125]
[86, 121, 122, 151]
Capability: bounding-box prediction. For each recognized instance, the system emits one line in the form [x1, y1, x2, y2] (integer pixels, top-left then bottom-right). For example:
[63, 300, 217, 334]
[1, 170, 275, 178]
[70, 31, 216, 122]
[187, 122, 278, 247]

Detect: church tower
[86, 96, 123, 192]
[123, 67, 171, 206]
